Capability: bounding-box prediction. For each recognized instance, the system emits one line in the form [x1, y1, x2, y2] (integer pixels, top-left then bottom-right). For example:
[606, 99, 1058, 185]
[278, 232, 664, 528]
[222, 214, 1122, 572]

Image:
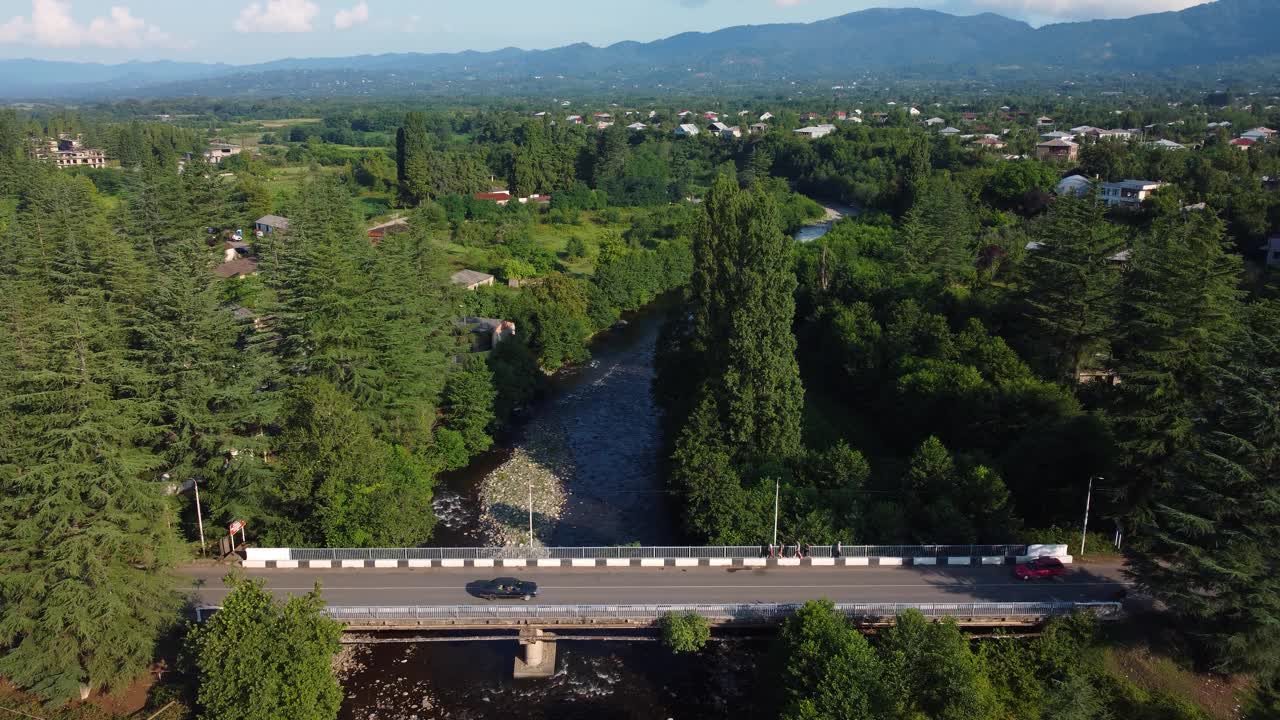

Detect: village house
[749, 123, 769, 135]
[1099, 179, 1164, 210]
[457, 317, 516, 352]
[794, 124, 836, 139]
[709, 121, 731, 134]
[759, 112, 774, 121]
[972, 137, 1006, 150]
[1230, 137, 1256, 150]
[35, 135, 107, 169]
[1036, 116, 1054, 128]
[1035, 138, 1079, 162]
[204, 142, 242, 164]
[720, 126, 742, 139]
[1040, 131, 1075, 142]
[1148, 139, 1187, 151]
[675, 124, 701, 137]
[1241, 127, 1276, 142]
[451, 269, 496, 291]
[627, 122, 647, 131]
[213, 257, 259, 280]
[924, 117, 945, 126]
[254, 215, 289, 235]
[939, 126, 961, 136]
[1092, 128, 1135, 141]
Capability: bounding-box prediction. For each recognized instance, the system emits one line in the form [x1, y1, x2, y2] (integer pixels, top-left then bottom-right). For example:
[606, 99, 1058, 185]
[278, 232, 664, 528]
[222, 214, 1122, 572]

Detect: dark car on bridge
[1014, 556, 1067, 581]
[477, 577, 539, 600]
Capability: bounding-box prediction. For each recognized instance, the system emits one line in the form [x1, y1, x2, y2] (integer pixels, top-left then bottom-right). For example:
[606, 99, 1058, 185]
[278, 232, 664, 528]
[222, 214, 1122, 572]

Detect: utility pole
[193, 477, 206, 556]
[772, 479, 780, 547]
[528, 481, 534, 547]
[1081, 476, 1097, 557]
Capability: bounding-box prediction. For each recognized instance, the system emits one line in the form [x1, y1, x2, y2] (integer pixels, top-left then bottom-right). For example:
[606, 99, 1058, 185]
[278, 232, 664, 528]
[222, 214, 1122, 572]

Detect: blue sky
[0, 0, 1212, 64]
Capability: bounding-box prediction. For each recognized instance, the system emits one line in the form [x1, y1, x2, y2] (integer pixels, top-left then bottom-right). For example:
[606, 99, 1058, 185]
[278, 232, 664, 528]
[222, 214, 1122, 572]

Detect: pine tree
[1111, 210, 1244, 511]
[0, 172, 180, 702]
[1126, 299, 1280, 676]
[130, 234, 275, 539]
[1022, 195, 1126, 383]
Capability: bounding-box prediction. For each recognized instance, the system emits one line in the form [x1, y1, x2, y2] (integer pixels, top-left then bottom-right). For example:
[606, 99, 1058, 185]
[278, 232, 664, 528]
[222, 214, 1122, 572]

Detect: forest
[1, 94, 1279, 718]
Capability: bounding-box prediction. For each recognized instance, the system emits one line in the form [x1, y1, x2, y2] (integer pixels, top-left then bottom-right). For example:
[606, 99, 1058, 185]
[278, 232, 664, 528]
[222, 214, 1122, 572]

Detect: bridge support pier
[513, 629, 557, 679]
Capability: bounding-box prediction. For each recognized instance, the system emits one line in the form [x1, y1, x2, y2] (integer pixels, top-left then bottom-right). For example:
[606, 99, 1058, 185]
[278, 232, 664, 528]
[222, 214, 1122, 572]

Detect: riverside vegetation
[1, 96, 1279, 718]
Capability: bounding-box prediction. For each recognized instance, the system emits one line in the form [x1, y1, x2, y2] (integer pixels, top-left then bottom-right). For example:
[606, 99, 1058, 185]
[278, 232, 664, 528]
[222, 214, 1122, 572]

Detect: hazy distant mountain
[1, 0, 1275, 99]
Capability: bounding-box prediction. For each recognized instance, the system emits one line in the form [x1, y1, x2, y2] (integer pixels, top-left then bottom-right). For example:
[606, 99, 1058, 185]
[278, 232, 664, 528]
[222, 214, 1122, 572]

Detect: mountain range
[1, 0, 1276, 99]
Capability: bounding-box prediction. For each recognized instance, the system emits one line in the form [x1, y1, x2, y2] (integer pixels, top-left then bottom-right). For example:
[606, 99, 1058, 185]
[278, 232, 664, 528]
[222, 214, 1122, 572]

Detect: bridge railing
[285, 544, 1029, 561]
[316, 601, 1119, 623]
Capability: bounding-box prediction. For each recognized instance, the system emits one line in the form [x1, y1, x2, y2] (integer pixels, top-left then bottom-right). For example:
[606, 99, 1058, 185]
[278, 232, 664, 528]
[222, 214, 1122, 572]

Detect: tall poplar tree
[396, 111, 434, 206]
[687, 174, 804, 460]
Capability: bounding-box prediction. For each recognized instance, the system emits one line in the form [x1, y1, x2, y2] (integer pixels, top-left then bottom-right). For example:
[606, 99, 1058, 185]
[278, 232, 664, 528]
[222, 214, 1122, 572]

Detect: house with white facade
[794, 125, 836, 139]
[1099, 180, 1164, 209]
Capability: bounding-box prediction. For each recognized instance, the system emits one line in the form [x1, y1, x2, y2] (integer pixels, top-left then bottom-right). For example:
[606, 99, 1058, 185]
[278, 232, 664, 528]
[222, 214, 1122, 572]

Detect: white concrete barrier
[472, 558, 495, 568]
[947, 557, 972, 566]
[307, 560, 333, 569]
[981, 556, 1004, 565]
[245, 548, 291, 562]
[913, 557, 938, 566]
[570, 559, 596, 568]
[843, 557, 870, 566]
[441, 559, 465, 568]
[674, 558, 699, 567]
[639, 558, 664, 567]
[708, 558, 732, 566]
[1027, 544, 1068, 558]
[243, 560, 266, 568]
[500, 558, 526, 567]
[536, 558, 560, 567]
[741, 558, 766, 567]
[371, 559, 395, 569]
[810, 557, 836, 566]
[877, 557, 904, 566]
[407, 559, 432, 568]
[605, 558, 631, 567]
[274, 560, 299, 569]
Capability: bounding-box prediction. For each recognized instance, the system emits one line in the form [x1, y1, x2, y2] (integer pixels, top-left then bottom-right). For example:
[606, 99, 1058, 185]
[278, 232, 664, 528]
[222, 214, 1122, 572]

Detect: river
[794, 200, 859, 243]
[339, 298, 751, 720]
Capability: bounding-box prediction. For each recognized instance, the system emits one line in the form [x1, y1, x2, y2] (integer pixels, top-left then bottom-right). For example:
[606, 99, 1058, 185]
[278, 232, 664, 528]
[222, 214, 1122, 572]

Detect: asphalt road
[180, 561, 1128, 607]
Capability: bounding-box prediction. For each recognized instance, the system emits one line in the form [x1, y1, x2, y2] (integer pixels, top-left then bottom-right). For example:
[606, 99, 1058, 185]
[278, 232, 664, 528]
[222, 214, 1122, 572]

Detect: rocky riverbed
[476, 416, 572, 547]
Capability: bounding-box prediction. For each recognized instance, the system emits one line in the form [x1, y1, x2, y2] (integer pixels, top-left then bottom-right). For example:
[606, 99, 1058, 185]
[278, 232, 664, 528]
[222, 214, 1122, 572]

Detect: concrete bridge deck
[181, 561, 1127, 610]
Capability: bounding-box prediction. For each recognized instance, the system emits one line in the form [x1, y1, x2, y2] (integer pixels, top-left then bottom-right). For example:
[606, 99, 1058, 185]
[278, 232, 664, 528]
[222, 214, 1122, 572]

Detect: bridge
[183, 543, 1126, 677]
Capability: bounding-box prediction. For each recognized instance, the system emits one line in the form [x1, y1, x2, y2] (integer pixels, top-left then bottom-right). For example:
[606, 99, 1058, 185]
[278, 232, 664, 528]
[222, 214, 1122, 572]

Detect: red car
[1014, 556, 1066, 581]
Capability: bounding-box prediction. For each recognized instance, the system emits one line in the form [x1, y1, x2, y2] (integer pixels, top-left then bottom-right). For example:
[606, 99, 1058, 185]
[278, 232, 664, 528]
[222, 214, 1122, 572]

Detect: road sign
[229, 520, 245, 535]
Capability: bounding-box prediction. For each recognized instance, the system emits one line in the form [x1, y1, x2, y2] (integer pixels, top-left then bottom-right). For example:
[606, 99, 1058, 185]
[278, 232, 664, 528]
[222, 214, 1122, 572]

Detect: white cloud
[970, 0, 1207, 20]
[0, 0, 182, 49]
[234, 0, 319, 33]
[334, 1, 369, 30]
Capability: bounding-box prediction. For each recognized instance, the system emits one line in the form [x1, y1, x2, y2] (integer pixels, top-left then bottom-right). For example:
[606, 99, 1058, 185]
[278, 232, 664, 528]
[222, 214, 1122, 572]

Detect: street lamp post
[772, 479, 780, 547]
[528, 481, 534, 547]
[1081, 476, 1098, 557]
[193, 477, 207, 555]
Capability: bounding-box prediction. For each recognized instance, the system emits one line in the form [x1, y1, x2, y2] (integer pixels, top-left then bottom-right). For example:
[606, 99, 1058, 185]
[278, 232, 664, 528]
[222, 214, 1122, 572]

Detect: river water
[794, 200, 859, 243]
[339, 298, 755, 720]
